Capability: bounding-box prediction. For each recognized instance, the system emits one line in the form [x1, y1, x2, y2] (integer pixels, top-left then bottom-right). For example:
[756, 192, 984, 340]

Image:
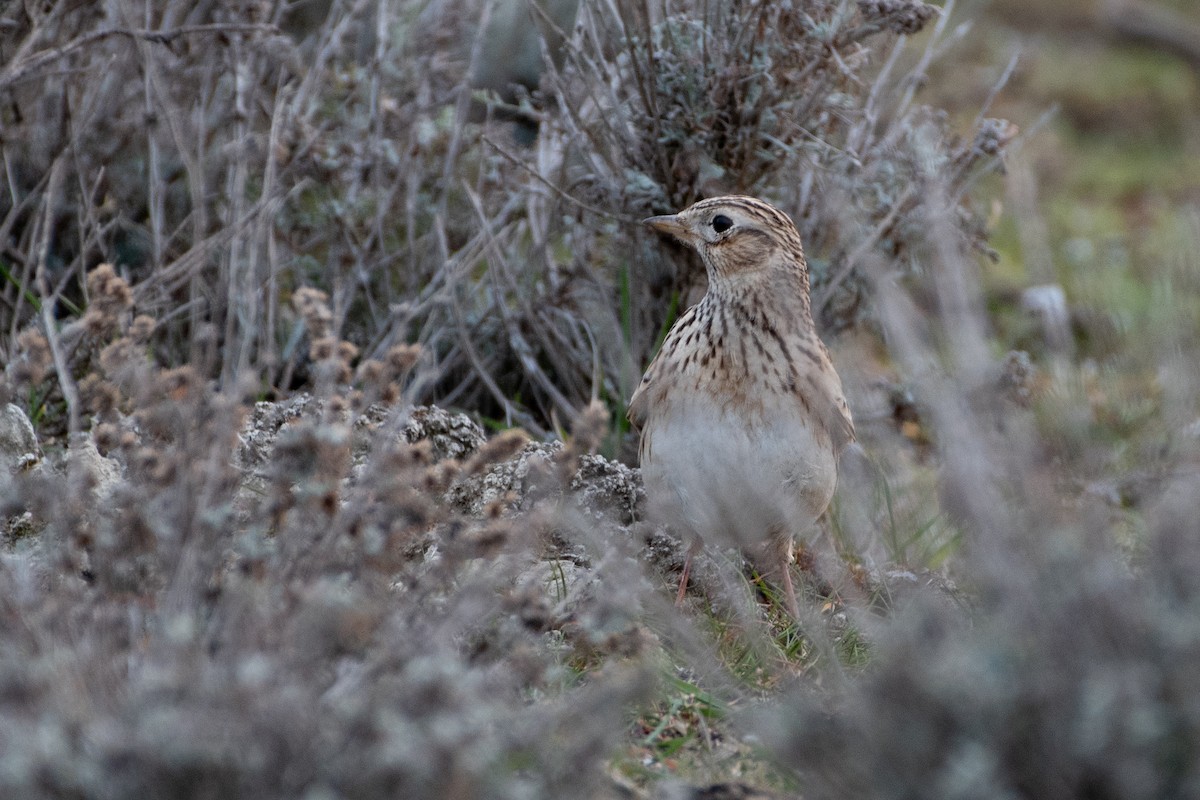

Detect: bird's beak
[643, 214, 691, 241]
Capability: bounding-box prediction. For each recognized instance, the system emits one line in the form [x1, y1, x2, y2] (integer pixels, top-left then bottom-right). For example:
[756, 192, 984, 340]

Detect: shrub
[0, 0, 1012, 435]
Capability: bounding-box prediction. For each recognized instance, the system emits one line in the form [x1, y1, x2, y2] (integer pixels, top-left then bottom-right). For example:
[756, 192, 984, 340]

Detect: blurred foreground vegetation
[1, 0, 1200, 797]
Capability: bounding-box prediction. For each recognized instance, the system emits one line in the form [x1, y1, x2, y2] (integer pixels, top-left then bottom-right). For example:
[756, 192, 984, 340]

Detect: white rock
[0, 403, 40, 476]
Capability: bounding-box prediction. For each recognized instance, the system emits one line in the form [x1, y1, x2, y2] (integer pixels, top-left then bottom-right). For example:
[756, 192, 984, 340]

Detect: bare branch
[0, 23, 278, 90]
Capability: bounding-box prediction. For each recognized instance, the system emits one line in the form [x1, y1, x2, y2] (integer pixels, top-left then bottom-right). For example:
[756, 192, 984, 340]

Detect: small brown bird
[630, 196, 854, 617]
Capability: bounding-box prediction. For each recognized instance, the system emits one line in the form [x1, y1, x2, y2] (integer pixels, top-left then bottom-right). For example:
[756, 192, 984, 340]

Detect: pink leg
[675, 550, 693, 608]
[766, 526, 801, 618]
[780, 562, 800, 619]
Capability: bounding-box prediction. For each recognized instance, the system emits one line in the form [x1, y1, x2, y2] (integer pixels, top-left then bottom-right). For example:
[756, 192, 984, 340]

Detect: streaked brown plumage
[631, 196, 854, 617]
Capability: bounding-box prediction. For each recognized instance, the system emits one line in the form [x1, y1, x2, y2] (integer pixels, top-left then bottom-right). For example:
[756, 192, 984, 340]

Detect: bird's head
[643, 196, 809, 284]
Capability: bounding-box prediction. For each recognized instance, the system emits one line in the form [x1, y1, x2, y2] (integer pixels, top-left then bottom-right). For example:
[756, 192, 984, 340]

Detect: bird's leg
[780, 561, 800, 619]
[675, 551, 692, 608]
[766, 524, 802, 619]
[675, 538, 702, 607]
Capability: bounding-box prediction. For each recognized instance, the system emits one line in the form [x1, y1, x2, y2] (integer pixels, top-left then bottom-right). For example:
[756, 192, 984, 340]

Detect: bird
[629, 195, 854, 618]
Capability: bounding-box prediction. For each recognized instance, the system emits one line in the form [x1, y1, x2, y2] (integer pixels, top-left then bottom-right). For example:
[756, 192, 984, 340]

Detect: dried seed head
[13, 329, 51, 385]
[128, 315, 157, 344]
[390, 439, 434, 468]
[310, 338, 360, 386]
[358, 359, 387, 386]
[484, 496, 511, 519]
[568, 400, 609, 457]
[134, 447, 175, 484]
[82, 310, 109, 337]
[86, 263, 133, 309]
[98, 337, 141, 376]
[422, 460, 461, 494]
[973, 118, 1019, 157]
[464, 428, 532, 476]
[94, 422, 121, 454]
[386, 343, 422, 374]
[857, 0, 938, 35]
[83, 264, 134, 338]
[293, 287, 333, 339]
[310, 336, 336, 362]
[157, 366, 202, 402]
[80, 374, 120, 418]
[271, 421, 352, 486]
[462, 519, 511, 556]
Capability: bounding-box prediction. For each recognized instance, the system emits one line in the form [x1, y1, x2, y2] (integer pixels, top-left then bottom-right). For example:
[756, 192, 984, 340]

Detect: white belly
[640, 396, 837, 555]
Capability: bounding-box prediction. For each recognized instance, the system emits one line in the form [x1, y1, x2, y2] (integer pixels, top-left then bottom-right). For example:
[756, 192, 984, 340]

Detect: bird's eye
[711, 214, 733, 233]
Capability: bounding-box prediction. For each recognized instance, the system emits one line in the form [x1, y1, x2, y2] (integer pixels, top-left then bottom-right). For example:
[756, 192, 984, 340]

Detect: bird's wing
[795, 340, 855, 455]
[828, 390, 856, 453]
[629, 305, 699, 432]
[815, 368, 856, 454]
[627, 372, 651, 431]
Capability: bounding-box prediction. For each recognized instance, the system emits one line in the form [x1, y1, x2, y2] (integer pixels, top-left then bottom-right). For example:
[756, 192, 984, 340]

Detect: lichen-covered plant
[0, 280, 658, 799]
[0, 0, 1014, 437]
